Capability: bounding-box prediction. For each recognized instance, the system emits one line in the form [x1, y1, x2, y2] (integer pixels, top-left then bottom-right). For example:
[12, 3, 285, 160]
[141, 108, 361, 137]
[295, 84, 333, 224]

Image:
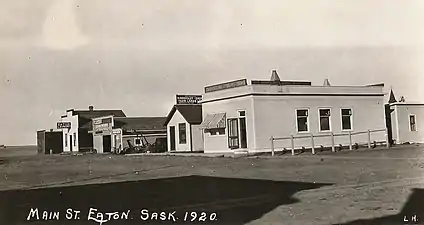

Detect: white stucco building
[199, 70, 387, 153]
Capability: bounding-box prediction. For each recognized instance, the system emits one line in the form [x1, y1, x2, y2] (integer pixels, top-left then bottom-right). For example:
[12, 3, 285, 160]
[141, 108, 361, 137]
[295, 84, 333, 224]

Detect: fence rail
[270, 128, 389, 156]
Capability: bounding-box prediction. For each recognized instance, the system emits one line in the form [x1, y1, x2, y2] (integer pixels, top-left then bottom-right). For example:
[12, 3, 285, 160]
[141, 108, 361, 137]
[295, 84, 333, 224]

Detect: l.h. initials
[404, 215, 418, 222]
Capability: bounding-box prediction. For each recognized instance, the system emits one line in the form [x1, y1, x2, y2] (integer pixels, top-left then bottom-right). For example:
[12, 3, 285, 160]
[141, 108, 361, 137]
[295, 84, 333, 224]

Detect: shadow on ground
[0, 175, 329, 225]
[339, 188, 424, 225]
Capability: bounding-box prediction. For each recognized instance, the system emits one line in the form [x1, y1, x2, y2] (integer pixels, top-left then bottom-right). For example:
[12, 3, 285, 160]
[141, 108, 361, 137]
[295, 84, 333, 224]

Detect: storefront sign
[57, 122, 71, 129]
[176, 95, 202, 104]
[205, 79, 248, 93]
[92, 116, 114, 135]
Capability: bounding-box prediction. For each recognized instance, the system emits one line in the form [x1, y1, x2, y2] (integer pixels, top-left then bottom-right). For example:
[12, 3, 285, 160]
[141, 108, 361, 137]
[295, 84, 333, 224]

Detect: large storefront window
[227, 118, 239, 149]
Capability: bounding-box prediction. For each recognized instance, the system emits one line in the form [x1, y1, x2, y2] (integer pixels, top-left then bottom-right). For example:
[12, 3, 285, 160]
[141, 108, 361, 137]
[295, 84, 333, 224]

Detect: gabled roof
[114, 117, 167, 131]
[74, 110, 126, 129]
[164, 105, 203, 126]
[270, 70, 281, 82]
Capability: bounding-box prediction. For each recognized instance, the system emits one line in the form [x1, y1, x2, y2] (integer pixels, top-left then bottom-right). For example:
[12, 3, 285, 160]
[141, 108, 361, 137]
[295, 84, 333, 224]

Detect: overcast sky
[0, 0, 423, 145]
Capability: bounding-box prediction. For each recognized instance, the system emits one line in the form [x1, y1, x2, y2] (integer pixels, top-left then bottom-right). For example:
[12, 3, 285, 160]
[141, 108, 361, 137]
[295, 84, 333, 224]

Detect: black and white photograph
[1, 0, 424, 224]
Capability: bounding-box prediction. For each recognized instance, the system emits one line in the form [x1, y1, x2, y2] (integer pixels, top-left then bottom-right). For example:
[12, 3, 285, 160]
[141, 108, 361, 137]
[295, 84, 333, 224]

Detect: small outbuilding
[36, 129, 63, 154]
[164, 95, 203, 152]
[386, 90, 424, 144]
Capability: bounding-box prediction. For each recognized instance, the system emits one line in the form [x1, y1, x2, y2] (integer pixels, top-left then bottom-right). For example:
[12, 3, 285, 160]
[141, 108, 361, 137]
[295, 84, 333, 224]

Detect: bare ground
[1, 144, 424, 225]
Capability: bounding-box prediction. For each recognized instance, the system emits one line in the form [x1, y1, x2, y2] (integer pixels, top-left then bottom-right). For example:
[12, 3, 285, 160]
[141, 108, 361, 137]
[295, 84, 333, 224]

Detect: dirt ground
[1, 144, 424, 225]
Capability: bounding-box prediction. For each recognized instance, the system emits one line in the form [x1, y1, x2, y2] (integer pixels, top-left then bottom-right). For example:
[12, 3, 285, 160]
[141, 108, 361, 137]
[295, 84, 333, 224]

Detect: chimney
[323, 79, 331, 86]
[89, 106, 94, 111]
[270, 70, 281, 82]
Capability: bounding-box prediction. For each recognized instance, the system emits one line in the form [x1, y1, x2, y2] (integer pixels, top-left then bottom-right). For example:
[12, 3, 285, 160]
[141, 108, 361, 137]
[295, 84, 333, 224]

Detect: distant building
[164, 103, 203, 152]
[91, 116, 167, 153]
[199, 70, 387, 153]
[386, 90, 423, 144]
[59, 106, 126, 153]
[36, 129, 63, 154]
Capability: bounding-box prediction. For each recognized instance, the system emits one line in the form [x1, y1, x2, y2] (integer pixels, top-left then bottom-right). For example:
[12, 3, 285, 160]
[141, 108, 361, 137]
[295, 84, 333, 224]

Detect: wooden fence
[270, 128, 390, 156]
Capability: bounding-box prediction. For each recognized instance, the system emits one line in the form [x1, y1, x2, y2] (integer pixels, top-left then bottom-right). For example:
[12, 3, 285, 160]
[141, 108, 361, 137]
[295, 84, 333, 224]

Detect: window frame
[341, 108, 354, 131]
[178, 123, 187, 144]
[65, 133, 68, 147]
[409, 114, 417, 132]
[318, 108, 332, 132]
[295, 108, 310, 133]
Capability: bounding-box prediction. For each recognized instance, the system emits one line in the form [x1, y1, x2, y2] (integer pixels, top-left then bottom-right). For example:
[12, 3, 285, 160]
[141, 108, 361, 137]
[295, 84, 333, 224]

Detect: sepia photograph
[0, 0, 423, 224]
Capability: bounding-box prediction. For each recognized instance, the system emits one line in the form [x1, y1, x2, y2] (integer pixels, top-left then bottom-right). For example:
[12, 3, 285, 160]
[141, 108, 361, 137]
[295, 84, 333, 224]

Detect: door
[228, 119, 239, 149]
[239, 118, 247, 148]
[385, 104, 394, 146]
[69, 135, 73, 152]
[170, 126, 176, 151]
[103, 135, 112, 153]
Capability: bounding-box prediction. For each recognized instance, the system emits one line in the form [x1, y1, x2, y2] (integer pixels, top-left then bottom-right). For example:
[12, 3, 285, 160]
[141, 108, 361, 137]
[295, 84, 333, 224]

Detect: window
[341, 109, 353, 130]
[410, 115, 417, 131]
[73, 133, 77, 146]
[319, 109, 331, 131]
[227, 118, 239, 149]
[135, 138, 141, 145]
[296, 109, 309, 132]
[65, 134, 68, 147]
[178, 123, 187, 144]
[209, 128, 225, 136]
[238, 110, 246, 117]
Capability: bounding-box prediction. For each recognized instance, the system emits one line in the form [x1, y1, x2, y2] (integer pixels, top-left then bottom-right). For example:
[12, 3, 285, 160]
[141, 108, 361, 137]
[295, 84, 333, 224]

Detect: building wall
[252, 95, 386, 152]
[391, 106, 399, 142]
[202, 96, 254, 153]
[191, 124, 204, 151]
[394, 105, 424, 143]
[167, 110, 192, 152]
[61, 112, 79, 152]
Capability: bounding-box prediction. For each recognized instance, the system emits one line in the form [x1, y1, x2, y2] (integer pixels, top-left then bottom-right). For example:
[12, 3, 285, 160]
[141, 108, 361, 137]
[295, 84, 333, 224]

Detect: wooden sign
[176, 95, 202, 104]
[205, 79, 247, 93]
[57, 122, 71, 129]
[92, 116, 114, 135]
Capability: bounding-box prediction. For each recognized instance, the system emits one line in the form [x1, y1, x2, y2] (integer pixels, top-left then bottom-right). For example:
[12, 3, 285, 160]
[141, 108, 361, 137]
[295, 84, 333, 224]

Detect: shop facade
[92, 116, 167, 153]
[58, 106, 126, 153]
[200, 71, 387, 153]
[164, 95, 203, 152]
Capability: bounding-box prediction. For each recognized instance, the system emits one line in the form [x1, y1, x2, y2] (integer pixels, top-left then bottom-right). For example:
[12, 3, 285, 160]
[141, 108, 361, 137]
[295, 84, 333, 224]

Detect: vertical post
[385, 128, 390, 149]
[367, 129, 371, 149]
[311, 134, 315, 155]
[290, 135, 295, 155]
[271, 136, 275, 157]
[331, 132, 335, 152]
[349, 132, 353, 150]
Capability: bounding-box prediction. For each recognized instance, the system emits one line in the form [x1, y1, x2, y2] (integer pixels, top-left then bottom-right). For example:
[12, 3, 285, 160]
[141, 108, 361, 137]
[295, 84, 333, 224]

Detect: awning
[200, 113, 226, 129]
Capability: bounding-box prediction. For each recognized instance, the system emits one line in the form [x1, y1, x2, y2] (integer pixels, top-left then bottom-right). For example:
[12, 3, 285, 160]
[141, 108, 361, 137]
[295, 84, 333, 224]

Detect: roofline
[202, 93, 385, 104]
[114, 116, 167, 119]
[389, 103, 424, 106]
[164, 105, 177, 126]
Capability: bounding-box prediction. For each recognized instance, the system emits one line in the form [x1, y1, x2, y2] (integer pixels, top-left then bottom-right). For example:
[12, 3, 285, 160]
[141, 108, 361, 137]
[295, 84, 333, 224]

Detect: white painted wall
[61, 111, 79, 152]
[93, 135, 103, 153]
[191, 124, 204, 151]
[393, 105, 424, 143]
[202, 96, 254, 153]
[253, 95, 386, 152]
[167, 110, 191, 152]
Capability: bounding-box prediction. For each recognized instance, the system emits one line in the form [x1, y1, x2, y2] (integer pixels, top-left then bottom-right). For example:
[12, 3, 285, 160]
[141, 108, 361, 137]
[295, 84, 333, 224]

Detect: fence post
[271, 136, 275, 157]
[331, 132, 335, 152]
[349, 132, 353, 150]
[290, 135, 295, 155]
[385, 128, 390, 149]
[311, 134, 315, 155]
[367, 129, 371, 149]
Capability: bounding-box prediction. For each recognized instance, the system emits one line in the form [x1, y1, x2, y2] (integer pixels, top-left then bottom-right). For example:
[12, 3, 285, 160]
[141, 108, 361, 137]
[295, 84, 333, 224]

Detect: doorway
[170, 126, 176, 151]
[239, 117, 247, 148]
[103, 135, 112, 153]
[69, 135, 73, 152]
